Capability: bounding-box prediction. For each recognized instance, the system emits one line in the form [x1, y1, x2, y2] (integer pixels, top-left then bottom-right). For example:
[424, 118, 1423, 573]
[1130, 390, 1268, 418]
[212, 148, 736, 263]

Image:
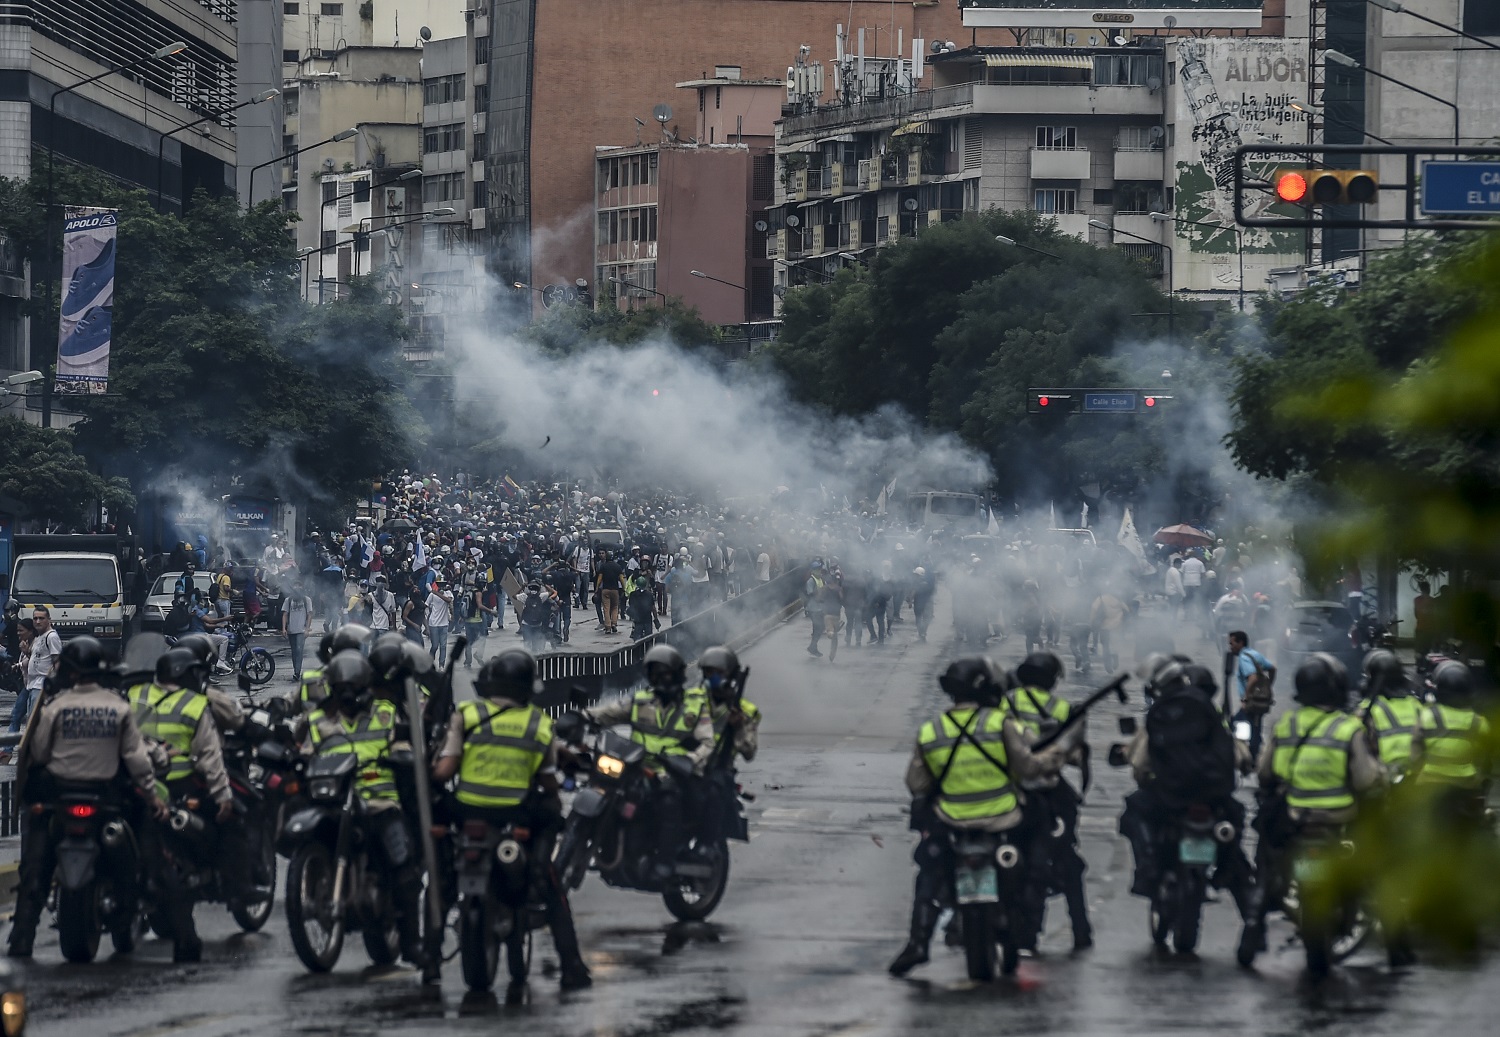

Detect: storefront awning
[783, 139, 820, 153]
[984, 52, 1093, 70]
[891, 122, 936, 137]
[818, 133, 857, 144]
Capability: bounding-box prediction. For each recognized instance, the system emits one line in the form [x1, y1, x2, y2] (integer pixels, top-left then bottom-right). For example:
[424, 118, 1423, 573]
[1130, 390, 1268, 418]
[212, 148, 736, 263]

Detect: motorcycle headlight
[1, 990, 24, 1037]
[310, 779, 341, 802]
[595, 755, 625, 779]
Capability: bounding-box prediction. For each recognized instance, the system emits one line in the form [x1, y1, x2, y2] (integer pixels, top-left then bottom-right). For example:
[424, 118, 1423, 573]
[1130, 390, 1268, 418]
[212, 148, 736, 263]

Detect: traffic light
[1275, 168, 1378, 206]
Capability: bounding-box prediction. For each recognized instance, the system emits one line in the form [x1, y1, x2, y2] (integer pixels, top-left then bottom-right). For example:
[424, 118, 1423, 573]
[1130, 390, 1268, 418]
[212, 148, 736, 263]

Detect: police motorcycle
[552, 695, 746, 922]
[453, 817, 549, 990]
[45, 786, 144, 963]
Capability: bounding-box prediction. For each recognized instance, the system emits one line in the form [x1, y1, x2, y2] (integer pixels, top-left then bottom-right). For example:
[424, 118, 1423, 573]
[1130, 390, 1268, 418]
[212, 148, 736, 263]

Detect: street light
[349, 209, 454, 278]
[156, 88, 279, 211]
[1325, 48, 1459, 146]
[995, 234, 1063, 261]
[1092, 219, 1176, 339]
[689, 269, 746, 290]
[1149, 211, 1249, 312]
[246, 127, 359, 209]
[1365, 0, 1500, 52]
[1287, 101, 1397, 146]
[608, 275, 666, 304]
[41, 40, 187, 428]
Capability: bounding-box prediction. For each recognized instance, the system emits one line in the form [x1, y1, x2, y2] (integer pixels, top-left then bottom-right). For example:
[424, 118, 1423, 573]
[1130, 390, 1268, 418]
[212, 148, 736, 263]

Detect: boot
[1236, 881, 1269, 967]
[1063, 865, 1093, 950]
[546, 890, 593, 990]
[888, 899, 939, 976]
[1119, 813, 1158, 898]
[395, 880, 426, 967]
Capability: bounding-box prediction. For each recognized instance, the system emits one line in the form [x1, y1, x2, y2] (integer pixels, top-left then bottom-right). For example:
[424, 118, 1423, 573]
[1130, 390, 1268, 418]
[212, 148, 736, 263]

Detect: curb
[0, 863, 17, 920]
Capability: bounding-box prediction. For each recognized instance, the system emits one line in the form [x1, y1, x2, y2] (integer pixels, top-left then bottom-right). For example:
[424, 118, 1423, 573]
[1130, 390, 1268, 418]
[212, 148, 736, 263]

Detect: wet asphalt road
[18, 598, 1500, 1036]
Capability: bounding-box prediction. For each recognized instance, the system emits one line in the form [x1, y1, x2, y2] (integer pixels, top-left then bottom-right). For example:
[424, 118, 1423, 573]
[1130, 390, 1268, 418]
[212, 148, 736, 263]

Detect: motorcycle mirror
[1118, 716, 1137, 736]
[1106, 743, 1130, 768]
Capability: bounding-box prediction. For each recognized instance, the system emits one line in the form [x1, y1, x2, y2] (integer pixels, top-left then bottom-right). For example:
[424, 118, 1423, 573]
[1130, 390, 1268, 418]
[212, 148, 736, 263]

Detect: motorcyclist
[1354, 649, 1426, 779]
[302, 650, 426, 966]
[1417, 659, 1491, 816]
[889, 656, 1065, 977]
[431, 649, 592, 990]
[297, 631, 336, 714]
[136, 647, 257, 960]
[1119, 656, 1255, 925]
[8, 637, 164, 959]
[1003, 651, 1092, 951]
[697, 646, 760, 765]
[588, 644, 713, 878]
[1237, 653, 1384, 966]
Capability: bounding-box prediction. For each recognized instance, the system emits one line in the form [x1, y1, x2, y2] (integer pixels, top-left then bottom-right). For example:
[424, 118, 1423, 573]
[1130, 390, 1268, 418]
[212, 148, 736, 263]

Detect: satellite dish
[652, 103, 673, 125]
[419, 25, 432, 41]
[1149, 125, 1166, 141]
[1065, 33, 1077, 45]
[772, 284, 787, 299]
[575, 278, 589, 288]
[944, 41, 956, 51]
[1113, 35, 1128, 46]
[824, 258, 839, 274]
[903, 197, 919, 211]
[930, 40, 943, 53]
[754, 219, 769, 232]
[1163, 15, 1178, 30]
[1146, 75, 1163, 92]
[786, 214, 801, 228]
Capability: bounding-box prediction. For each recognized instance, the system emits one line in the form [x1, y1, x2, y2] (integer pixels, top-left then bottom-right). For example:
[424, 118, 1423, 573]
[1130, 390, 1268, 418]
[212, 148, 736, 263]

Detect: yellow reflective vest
[1419, 703, 1489, 789]
[1366, 695, 1424, 775]
[1003, 686, 1070, 738]
[454, 699, 553, 809]
[130, 683, 208, 784]
[308, 702, 399, 802]
[629, 689, 707, 761]
[917, 708, 1018, 822]
[1271, 706, 1362, 811]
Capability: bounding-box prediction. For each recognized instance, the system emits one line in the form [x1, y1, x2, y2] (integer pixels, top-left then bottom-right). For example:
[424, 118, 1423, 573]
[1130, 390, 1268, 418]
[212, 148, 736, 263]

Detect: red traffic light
[651, 389, 660, 397]
[1038, 395, 1050, 407]
[1275, 171, 1309, 203]
[1144, 396, 1156, 408]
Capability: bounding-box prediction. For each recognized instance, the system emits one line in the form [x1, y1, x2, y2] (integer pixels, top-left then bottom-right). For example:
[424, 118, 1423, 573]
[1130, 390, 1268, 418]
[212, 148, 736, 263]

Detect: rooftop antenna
[394, 11, 399, 47]
[634, 116, 645, 145]
[652, 103, 672, 141]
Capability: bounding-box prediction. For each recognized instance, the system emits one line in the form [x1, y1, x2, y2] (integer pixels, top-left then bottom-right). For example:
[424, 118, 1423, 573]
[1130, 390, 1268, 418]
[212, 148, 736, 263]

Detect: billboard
[55, 206, 117, 394]
[962, 1, 1264, 29]
[1171, 38, 1308, 295]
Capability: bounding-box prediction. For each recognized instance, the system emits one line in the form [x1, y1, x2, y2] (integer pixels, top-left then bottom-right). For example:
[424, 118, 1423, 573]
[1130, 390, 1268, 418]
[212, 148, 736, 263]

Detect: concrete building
[593, 73, 780, 326]
[282, 0, 466, 71]
[237, 0, 286, 209]
[0, 0, 241, 402]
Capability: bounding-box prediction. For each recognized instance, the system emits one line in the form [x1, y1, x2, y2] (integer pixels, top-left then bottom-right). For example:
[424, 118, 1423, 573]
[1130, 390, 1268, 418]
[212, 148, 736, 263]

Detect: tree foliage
[0, 418, 134, 525]
[521, 296, 723, 356]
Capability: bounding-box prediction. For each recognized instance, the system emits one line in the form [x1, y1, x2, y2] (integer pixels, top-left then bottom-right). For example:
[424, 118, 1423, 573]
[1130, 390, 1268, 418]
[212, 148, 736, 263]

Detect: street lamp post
[42, 41, 187, 429]
[1325, 49, 1460, 147]
[348, 209, 453, 279]
[246, 127, 359, 209]
[315, 168, 421, 301]
[1288, 100, 1397, 146]
[1149, 211, 1246, 312]
[607, 275, 666, 308]
[156, 88, 279, 212]
[688, 268, 747, 323]
[1092, 219, 1176, 340]
[995, 234, 1063, 260]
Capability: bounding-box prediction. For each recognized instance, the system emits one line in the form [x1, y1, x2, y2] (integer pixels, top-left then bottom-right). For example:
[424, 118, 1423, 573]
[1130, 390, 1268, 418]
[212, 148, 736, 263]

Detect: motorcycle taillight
[65, 803, 97, 820]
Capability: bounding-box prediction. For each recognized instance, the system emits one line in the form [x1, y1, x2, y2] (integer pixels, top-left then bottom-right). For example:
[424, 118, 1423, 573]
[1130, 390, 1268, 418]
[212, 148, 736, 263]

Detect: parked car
[141, 571, 214, 632]
[1279, 600, 1363, 678]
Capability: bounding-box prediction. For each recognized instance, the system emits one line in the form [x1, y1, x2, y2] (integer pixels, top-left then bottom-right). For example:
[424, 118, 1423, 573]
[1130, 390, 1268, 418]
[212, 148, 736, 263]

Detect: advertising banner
[1172, 38, 1308, 295]
[56, 206, 117, 394]
[963, 1, 1264, 30]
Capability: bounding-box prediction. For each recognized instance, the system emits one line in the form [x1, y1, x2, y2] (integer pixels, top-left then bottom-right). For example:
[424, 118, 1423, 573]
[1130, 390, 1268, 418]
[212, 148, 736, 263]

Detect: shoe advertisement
[56, 205, 117, 394]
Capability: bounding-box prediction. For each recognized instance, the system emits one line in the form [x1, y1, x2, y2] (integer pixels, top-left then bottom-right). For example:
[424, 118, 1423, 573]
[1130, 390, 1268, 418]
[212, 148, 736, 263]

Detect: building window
[284, 2, 299, 12]
[472, 132, 486, 158]
[322, 180, 338, 205]
[320, 2, 343, 14]
[282, 49, 300, 63]
[473, 180, 487, 207]
[1115, 181, 1164, 215]
[353, 179, 370, 203]
[1093, 54, 1163, 87]
[321, 230, 336, 250]
[1116, 125, 1162, 152]
[423, 124, 465, 154]
[422, 73, 466, 106]
[1035, 126, 1078, 150]
[1465, 1, 1500, 34]
[473, 84, 488, 110]
[422, 173, 466, 203]
[284, 91, 299, 115]
[1033, 189, 1078, 214]
[475, 35, 490, 65]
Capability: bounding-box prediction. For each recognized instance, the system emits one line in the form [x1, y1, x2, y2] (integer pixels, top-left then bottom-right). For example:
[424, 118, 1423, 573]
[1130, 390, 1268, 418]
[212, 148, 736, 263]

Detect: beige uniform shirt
[590, 692, 716, 773]
[905, 703, 1065, 832]
[17, 683, 157, 802]
[205, 687, 246, 733]
[184, 710, 233, 804]
[709, 701, 759, 763]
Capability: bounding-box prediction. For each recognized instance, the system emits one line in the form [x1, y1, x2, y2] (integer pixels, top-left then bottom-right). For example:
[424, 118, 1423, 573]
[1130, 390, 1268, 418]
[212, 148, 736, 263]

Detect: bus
[904, 491, 989, 534]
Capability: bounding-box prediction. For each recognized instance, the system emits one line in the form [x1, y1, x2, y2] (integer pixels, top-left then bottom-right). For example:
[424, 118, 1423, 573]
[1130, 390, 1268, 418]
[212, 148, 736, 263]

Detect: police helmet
[1016, 651, 1064, 690]
[1179, 664, 1219, 698]
[475, 649, 537, 703]
[399, 640, 436, 680]
[939, 656, 1005, 707]
[367, 633, 409, 686]
[177, 633, 217, 670]
[155, 647, 202, 691]
[325, 649, 374, 715]
[1293, 653, 1348, 709]
[316, 631, 336, 665]
[1431, 659, 1474, 708]
[698, 645, 741, 698]
[643, 644, 687, 701]
[1361, 649, 1407, 697]
[330, 623, 373, 656]
[56, 636, 108, 689]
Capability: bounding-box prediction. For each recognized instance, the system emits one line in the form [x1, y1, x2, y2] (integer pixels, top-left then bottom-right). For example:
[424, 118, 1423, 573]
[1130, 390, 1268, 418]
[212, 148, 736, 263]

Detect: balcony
[972, 84, 1162, 119]
[1052, 213, 1091, 240]
[1112, 214, 1164, 245]
[1114, 149, 1164, 181]
[1030, 148, 1091, 180]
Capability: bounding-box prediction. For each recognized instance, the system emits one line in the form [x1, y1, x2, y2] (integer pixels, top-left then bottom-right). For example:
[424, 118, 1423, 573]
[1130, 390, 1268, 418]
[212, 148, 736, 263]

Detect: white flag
[1117, 507, 1147, 566]
[412, 532, 427, 569]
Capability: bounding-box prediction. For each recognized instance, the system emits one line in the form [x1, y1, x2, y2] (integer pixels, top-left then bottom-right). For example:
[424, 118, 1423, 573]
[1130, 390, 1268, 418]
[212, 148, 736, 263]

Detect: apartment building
[281, 0, 465, 71]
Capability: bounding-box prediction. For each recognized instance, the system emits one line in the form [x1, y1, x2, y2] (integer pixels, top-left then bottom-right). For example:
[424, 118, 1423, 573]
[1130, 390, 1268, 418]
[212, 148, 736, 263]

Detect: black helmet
[177, 633, 217, 670]
[1016, 651, 1063, 690]
[367, 633, 409, 686]
[1180, 664, 1218, 699]
[1361, 649, 1406, 698]
[939, 656, 1004, 707]
[399, 640, 436, 680]
[155, 647, 202, 691]
[476, 649, 537, 702]
[643, 644, 686, 701]
[56, 636, 107, 690]
[698, 645, 741, 700]
[1431, 660, 1474, 708]
[316, 631, 336, 665]
[331, 623, 373, 656]
[325, 649, 374, 716]
[1294, 653, 1348, 709]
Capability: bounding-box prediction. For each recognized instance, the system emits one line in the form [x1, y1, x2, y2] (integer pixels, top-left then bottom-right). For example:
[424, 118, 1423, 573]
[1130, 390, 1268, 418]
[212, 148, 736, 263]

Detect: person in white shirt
[1164, 558, 1185, 619]
[426, 580, 454, 667]
[369, 574, 398, 632]
[756, 548, 772, 584]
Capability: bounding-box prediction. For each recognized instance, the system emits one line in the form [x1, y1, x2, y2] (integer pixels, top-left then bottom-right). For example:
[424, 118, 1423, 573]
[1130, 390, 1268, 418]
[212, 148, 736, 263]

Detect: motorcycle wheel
[554, 816, 593, 892]
[505, 922, 531, 985]
[959, 903, 997, 982]
[287, 842, 345, 972]
[57, 885, 102, 964]
[241, 649, 275, 687]
[1330, 904, 1372, 963]
[231, 835, 277, 932]
[107, 884, 140, 955]
[1304, 924, 1332, 978]
[459, 900, 500, 992]
[662, 840, 730, 922]
[361, 895, 401, 967]
[1172, 870, 1205, 955]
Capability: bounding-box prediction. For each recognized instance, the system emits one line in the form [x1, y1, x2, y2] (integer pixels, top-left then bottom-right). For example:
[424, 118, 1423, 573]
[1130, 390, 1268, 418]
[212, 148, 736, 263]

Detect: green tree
[0, 418, 134, 524]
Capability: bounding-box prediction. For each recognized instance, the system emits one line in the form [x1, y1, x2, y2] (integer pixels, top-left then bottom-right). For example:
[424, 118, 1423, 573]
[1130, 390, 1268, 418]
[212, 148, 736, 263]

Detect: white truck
[11, 534, 136, 660]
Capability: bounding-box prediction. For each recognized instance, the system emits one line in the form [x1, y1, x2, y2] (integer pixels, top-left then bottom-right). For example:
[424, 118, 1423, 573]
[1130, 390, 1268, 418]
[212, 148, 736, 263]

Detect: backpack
[163, 597, 192, 636]
[1145, 689, 1237, 808]
[521, 593, 550, 626]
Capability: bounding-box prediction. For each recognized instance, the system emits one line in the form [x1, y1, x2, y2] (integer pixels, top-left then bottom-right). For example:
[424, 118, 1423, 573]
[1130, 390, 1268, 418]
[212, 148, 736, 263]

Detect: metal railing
[782, 83, 974, 138]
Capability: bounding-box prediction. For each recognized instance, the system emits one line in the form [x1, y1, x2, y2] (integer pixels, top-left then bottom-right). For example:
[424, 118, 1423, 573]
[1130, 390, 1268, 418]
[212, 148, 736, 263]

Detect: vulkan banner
[56, 205, 117, 394]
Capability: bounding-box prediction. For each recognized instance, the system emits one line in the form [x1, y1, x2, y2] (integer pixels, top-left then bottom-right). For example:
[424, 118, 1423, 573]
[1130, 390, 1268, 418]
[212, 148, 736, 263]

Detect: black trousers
[1017, 783, 1090, 947]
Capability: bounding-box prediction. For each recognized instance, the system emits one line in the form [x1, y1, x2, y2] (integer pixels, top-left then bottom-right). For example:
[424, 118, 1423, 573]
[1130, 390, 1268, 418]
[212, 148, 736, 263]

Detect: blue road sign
[1083, 392, 1138, 413]
[1421, 161, 1500, 215]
